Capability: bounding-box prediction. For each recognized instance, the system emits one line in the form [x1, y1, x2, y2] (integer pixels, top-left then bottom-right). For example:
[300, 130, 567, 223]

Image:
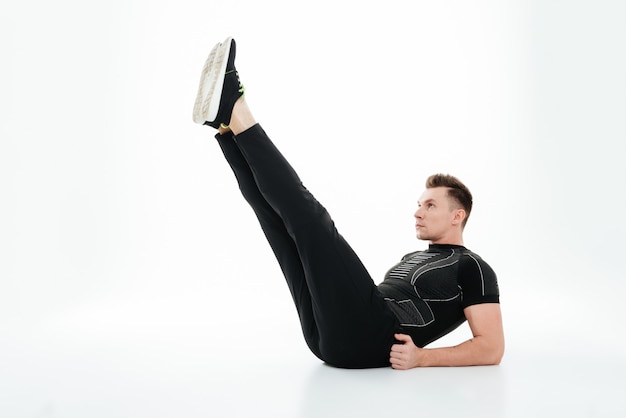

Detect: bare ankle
[230, 97, 257, 135]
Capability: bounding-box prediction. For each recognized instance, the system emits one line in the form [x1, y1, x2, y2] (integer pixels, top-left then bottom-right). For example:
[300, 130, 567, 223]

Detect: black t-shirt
[377, 244, 500, 347]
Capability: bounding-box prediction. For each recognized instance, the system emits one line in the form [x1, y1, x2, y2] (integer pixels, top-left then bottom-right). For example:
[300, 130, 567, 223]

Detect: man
[193, 37, 504, 369]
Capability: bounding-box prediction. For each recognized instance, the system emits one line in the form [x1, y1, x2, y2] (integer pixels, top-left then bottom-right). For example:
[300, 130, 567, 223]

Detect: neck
[430, 234, 464, 246]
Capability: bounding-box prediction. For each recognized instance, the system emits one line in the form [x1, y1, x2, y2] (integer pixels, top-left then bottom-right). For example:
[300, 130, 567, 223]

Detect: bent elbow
[478, 337, 505, 365]
[491, 353, 503, 365]
[490, 341, 505, 365]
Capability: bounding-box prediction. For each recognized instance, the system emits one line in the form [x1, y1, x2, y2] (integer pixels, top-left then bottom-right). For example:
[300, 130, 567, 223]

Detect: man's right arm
[390, 303, 504, 369]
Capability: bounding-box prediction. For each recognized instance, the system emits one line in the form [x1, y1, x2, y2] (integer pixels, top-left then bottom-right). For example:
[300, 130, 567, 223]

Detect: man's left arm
[389, 303, 505, 369]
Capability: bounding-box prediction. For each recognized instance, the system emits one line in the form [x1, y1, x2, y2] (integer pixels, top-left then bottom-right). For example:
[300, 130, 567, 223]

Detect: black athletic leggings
[216, 124, 399, 368]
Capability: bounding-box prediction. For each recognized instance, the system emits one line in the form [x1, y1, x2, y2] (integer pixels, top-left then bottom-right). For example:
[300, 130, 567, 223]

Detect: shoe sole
[192, 37, 233, 125]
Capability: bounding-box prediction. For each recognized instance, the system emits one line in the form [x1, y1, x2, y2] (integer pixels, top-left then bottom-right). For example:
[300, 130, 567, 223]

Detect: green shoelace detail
[226, 70, 245, 94]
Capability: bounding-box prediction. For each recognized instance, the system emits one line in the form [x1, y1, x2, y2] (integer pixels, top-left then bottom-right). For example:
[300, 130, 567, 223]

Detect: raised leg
[215, 131, 322, 360]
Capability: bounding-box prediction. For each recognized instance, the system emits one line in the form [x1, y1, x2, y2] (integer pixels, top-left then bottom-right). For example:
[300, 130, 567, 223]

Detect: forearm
[391, 305, 505, 369]
[418, 335, 504, 367]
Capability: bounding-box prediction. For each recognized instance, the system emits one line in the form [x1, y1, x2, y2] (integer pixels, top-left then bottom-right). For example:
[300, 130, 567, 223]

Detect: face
[414, 187, 462, 243]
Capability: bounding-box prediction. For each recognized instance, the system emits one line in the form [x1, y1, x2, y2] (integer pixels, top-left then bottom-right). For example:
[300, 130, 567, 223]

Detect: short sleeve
[458, 253, 500, 308]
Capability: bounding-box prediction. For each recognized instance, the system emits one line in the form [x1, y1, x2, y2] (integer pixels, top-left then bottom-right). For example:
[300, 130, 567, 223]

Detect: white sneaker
[192, 37, 244, 128]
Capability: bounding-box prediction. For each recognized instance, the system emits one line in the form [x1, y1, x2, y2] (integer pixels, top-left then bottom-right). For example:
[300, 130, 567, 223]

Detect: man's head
[414, 174, 473, 244]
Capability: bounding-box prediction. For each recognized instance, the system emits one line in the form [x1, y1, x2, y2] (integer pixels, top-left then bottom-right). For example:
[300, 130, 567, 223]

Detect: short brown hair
[425, 174, 473, 227]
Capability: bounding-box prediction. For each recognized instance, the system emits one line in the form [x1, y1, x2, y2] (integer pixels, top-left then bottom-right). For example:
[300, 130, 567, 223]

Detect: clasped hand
[389, 333, 424, 370]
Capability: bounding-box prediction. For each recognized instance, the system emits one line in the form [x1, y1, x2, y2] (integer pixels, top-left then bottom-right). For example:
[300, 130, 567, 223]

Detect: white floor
[3, 347, 625, 418]
[2, 300, 625, 418]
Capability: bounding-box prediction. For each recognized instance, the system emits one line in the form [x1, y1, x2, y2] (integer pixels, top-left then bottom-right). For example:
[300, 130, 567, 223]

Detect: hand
[389, 333, 424, 370]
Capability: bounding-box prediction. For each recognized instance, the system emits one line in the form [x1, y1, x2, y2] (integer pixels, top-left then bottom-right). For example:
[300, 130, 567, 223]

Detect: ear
[451, 209, 466, 226]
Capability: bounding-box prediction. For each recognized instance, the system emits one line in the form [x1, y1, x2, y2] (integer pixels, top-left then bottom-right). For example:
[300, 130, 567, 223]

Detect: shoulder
[457, 250, 500, 305]
[459, 250, 496, 279]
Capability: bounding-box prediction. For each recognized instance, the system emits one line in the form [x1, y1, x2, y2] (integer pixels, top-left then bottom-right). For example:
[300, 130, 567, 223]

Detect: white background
[2, 0, 625, 417]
